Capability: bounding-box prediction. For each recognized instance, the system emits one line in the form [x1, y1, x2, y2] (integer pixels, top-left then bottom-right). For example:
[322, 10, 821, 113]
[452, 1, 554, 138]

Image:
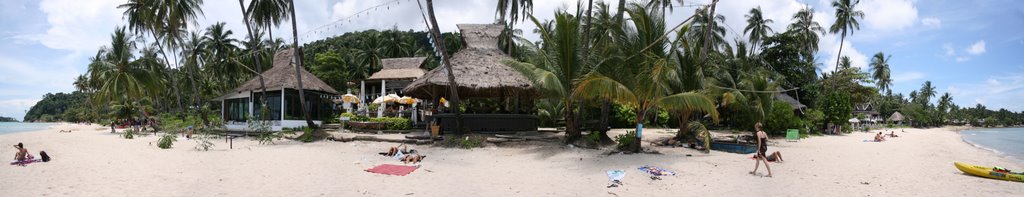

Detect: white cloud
[966, 40, 986, 55]
[921, 17, 941, 28]
[893, 71, 926, 83]
[0, 99, 40, 121]
[860, 0, 919, 31]
[955, 57, 970, 62]
[950, 73, 1024, 111]
[15, 0, 122, 54]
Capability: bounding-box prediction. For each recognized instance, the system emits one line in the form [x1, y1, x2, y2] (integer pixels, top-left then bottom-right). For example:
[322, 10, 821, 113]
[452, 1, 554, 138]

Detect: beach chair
[785, 129, 800, 142]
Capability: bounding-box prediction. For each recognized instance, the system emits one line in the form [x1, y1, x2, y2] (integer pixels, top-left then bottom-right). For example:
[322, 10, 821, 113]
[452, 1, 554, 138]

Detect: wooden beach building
[213, 49, 339, 131]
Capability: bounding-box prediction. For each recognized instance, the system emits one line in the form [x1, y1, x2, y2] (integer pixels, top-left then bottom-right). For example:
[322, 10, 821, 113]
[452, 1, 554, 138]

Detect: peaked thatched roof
[889, 111, 905, 121]
[402, 24, 534, 99]
[221, 48, 339, 97]
[367, 57, 427, 81]
[773, 92, 807, 110]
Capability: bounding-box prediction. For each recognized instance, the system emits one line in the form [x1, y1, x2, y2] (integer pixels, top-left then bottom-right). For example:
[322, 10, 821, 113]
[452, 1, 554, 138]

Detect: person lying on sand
[401, 154, 426, 164]
[766, 151, 784, 162]
[887, 131, 899, 138]
[874, 132, 886, 142]
[380, 144, 416, 157]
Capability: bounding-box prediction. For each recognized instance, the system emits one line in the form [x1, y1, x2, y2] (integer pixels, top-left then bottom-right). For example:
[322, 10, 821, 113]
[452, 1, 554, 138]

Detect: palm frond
[657, 92, 719, 122]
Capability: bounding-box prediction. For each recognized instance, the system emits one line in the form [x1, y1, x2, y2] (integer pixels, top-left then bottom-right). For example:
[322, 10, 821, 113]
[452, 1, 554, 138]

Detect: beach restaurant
[212, 48, 339, 131]
[358, 57, 429, 118]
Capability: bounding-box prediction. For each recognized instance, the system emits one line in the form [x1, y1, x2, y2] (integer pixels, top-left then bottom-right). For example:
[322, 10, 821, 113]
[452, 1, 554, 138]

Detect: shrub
[764, 102, 803, 136]
[614, 130, 637, 151]
[440, 134, 486, 149]
[194, 135, 215, 151]
[123, 130, 135, 139]
[158, 134, 176, 149]
[297, 126, 318, 143]
[583, 130, 602, 147]
[340, 113, 370, 121]
[369, 117, 411, 130]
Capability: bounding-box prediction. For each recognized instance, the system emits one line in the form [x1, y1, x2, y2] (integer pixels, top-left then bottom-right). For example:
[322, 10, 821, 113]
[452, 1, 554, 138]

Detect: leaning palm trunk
[149, 31, 184, 112]
[238, 0, 270, 118]
[425, 0, 465, 134]
[287, 0, 316, 129]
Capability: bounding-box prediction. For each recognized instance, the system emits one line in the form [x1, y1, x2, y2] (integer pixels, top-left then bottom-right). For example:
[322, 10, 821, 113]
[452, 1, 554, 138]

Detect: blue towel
[607, 170, 626, 181]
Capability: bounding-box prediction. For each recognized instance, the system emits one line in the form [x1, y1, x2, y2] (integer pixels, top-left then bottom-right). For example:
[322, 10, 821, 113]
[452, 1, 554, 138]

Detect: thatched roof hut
[402, 24, 534, 99]
[226, 48, 339, 95]
[889, 111, 905, 122]
[367, 57, 428, 81]
[773, 92, 807, 111]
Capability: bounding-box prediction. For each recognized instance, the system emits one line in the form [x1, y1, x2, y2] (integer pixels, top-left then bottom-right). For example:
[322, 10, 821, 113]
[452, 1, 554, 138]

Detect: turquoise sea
[961, 127, 1024, 163]
[0, 122, 58, 135]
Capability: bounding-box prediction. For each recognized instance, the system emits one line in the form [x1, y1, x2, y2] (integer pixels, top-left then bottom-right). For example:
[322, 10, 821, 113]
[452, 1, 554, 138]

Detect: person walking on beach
[750, 122, 773, 177]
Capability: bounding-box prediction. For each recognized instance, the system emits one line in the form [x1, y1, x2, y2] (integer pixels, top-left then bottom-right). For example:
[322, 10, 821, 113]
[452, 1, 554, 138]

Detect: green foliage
[340, 113, 370, 122]
[802, 108, 825, 134]
[0, 116, 17, 122]
[158, 133, 176, 149]
[368, 117, 411, 130]
[612, 105, 637, 128]
[296, 127, 318, 143]
[764, 102, 802, 136]
[819, 92, 852, 130]
[614, 130, 637, 151]
[194, 134, 215, 151]
[583, 130, 603, 147]
[439, 135, 485, 149]
[123, 129, 135, 139]
[23, 91, 89, 122]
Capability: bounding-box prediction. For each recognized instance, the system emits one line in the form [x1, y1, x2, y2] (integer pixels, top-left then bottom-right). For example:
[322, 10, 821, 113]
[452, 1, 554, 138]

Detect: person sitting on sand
[13, 143, 31, 162]
[750, 122, 773, 177]
[888, 131, 899, 138]
[766, 151, 784, 162]
[874, 132, 886, 142]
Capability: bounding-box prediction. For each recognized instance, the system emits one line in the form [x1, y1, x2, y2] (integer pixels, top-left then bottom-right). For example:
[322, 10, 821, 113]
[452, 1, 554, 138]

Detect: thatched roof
[221, 48, 339, 97]
[366, 57, 427, 81]
[773, 92, 807, 110]
[889, 111, 905, 121]
[402, 24, 534, 99]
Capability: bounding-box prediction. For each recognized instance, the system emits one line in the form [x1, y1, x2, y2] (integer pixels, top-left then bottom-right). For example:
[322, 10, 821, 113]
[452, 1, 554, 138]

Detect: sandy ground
[1, 123, 1022, 196]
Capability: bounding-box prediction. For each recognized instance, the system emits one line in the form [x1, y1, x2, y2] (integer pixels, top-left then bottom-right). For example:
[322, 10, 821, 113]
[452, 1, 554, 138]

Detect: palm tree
[838, 56, 852, 70]
[286, 0, 315, 128]
[938, 92, 953, 113]
[919, 81, 936, 104]
[238, 0, 270, 114]
[423, 0, 465, 133]
[869, 52, 892, 92]
[505, 10, 587, 144]
[203, 22, 242, 89]
[89, 27, 163, 106]
[246, 0, 291, 41]
[689, 8, 727, 53]
[118, 0, 183, 111]
[830, 0, 865, 72]
[494, 0, 533, 56]
[788, 6, 825, 60]
[575, 3, 718, 152]
[743, 6, 773, 55]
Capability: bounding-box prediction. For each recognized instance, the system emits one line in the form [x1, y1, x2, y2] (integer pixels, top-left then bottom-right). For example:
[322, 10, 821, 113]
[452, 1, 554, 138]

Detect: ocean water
[961, 128, 1024, 163]
[0, 122, 58, 135]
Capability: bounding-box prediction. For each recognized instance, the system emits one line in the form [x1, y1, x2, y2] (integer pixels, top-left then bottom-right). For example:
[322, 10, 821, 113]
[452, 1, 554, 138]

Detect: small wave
[961, 137, 1003, 155]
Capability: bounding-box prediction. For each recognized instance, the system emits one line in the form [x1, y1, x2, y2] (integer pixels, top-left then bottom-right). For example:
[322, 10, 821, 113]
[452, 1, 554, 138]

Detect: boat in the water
[954, 162, 1024, 182]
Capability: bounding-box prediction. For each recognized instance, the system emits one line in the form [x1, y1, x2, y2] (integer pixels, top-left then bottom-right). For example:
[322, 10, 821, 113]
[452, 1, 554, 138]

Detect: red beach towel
[366, 164, 419, 176]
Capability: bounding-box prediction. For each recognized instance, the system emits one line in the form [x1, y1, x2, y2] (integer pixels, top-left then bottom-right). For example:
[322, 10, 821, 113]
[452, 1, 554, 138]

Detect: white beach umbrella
[848, 118, 860, 123]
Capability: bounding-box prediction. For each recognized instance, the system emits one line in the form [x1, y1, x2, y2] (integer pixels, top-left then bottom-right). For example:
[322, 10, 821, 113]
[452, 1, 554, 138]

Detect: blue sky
[1, 0, 1022, 121]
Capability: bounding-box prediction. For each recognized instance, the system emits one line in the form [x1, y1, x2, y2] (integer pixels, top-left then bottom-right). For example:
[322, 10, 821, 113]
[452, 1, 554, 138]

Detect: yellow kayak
[954, 162, 1024, 182]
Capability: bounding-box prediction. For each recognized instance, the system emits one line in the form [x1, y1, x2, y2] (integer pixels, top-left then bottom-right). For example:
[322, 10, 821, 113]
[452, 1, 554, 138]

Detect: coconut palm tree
[838, 56, 852, 70]
[494, 0, 533, 56]
[787, 6, 825, 60]
[919, 81, 936, 104]
[285, 0, 315, 128]
[575, 3, 718, 152]
[118, 0, 183, 111]
[743, 6, 773, 55]
[423, 0, 465, 133]
[89, 27, 163, 106]
[203, 22, 242, 89]
[869, 52, 892, 92]
[505, 10, 587, 144]
[830, 0, 865, 72]
[689, 8, 727, 53]
[246, 0, 290, 41]
[237, 0, 270, 116]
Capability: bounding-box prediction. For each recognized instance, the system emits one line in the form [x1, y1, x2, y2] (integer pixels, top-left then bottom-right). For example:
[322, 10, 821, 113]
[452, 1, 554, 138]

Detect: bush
[297, 126, 318, 143]
[123, 130, 135, 139]
[583, 130, 603, 147]
[764, 102, 803, 136]
[615, 130, 637, 151]
[369, 117, 411, 130]
[158, 134, 176, 149]
[340, 113, 370, 121]
[440, 135, 486, 149]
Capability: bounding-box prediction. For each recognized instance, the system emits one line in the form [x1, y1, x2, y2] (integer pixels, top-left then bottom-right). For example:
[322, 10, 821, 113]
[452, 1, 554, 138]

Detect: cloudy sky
[1, 0, 1022, 120]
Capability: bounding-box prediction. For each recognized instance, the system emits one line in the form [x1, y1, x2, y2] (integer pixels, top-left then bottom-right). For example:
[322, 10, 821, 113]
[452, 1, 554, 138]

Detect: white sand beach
[1, 123, 1022, 196]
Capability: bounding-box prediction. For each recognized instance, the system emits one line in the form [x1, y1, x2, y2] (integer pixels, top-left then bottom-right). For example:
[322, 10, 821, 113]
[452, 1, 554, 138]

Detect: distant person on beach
[888, 131, 899, 138]
[750, 122, 773, 177]
[110, 120, 116, 133]
[874, 132, 886, 142]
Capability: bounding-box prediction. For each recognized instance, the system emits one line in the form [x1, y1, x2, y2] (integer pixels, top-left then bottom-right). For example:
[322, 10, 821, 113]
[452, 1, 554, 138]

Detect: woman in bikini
[750, 123, 773, 177]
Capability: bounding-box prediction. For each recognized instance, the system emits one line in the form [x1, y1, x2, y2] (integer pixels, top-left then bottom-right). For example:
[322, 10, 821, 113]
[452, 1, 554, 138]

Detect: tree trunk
[633, 108, 646, 152]
[424, 0, 465, 135]
[834, 33, 846, 74]
[598, 100, 612, 143]
[179, 36, 201, 109]
[699, 0, 719, 63]
[149, 31, 183, 112]
[615, 0, 626, 23]
[674, 110, 692, 140]
[239, 0, 269, 118]
[563, 100, 579, 144]
[288, 0, 316, 129]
